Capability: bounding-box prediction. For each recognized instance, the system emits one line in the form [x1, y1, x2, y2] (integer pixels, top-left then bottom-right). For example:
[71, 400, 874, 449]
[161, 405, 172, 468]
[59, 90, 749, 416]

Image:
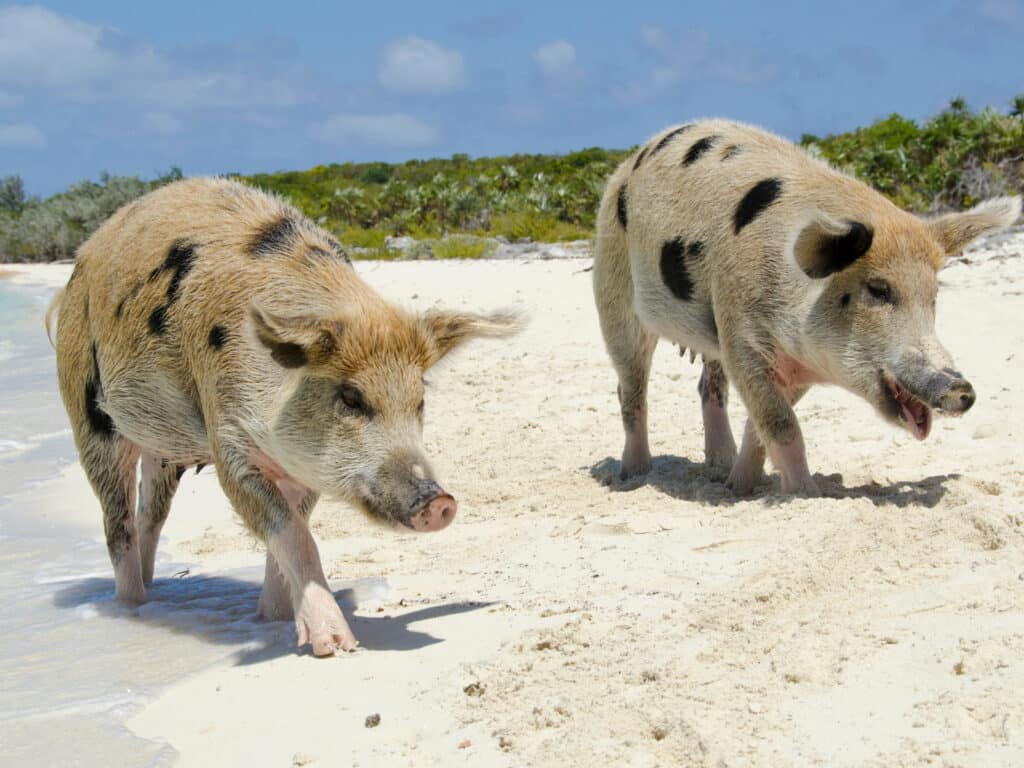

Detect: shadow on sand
[53, 573, 492, 665]
[589, 454, 955, 509]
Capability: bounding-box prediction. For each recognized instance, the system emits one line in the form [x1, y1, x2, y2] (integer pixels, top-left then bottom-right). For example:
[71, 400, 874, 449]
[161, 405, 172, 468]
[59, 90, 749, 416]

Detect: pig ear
[791, 212, 874, 279]
[420, 308, 525, 365]
[924, 196, 1021, 256]
[250, 304, 339, 369]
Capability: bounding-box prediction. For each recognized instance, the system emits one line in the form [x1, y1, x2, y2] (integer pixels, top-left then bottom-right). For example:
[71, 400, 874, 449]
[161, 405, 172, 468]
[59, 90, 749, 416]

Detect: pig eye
[865, 279, 894, 304]
[336, 384, 371, 416]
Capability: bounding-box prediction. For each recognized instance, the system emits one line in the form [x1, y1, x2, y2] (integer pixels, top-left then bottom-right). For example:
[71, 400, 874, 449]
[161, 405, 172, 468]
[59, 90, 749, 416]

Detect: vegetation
[2, 97, 1022, 263]
[801, 96, 1024, 210]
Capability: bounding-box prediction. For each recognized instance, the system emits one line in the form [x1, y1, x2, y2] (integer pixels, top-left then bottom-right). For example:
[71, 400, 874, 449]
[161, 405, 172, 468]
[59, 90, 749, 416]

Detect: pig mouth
[880, 371, 932, 440]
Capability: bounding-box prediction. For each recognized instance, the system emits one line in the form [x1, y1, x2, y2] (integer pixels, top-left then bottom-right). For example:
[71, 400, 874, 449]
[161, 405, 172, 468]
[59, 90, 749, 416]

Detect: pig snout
[931, 369, 976, 414]
[409, 493, 457, 532]
[405, 479, 457, 532]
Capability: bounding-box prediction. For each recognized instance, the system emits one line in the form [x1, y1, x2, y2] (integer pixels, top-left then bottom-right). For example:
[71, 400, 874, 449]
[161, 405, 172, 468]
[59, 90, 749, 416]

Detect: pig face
[251, 303, 520, 531]
[800, 197, 1021, 440]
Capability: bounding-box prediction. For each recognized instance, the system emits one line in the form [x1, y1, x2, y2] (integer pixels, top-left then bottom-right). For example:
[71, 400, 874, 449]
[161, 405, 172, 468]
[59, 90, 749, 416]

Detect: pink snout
[409, 494, 457, 532]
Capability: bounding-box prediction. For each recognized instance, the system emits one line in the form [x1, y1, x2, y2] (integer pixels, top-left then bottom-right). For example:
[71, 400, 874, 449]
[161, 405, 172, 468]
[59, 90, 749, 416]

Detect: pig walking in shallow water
[47, 178, 520, 655]
[594, 119, 1021, 495]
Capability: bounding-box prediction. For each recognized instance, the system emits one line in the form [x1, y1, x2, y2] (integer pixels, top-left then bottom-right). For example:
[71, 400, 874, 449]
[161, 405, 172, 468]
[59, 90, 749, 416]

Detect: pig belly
[633, 287, 721, 359]
[102, 374, 211, 463]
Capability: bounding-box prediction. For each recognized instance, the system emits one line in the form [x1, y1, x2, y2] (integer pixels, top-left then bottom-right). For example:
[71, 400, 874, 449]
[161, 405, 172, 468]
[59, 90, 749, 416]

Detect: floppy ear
[420, 308, 525, 366]
[791, 212, 874, 279]
[250, 304, 340, 369]
[924, 196, 1021, 256]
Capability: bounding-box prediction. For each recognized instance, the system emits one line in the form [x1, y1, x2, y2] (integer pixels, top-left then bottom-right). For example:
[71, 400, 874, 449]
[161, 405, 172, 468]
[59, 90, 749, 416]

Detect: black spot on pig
[148, 306, 168, 335]
[162, 242, 196, 303]
[698, 359, 729, 407]
[660, 238, 704, 301]
[720, 144, 740, 160]
[617, 183, 628, 229]
[250, 216, 298, 257]
[734, 178, 783, 234]
[683, 136, 718, 166]
[649, 124, 694, 159]
[633, 144, 650, 170]
[208, 325, 227, 349]
[85, 343, 115, 438]
[147, 241, 198, 335]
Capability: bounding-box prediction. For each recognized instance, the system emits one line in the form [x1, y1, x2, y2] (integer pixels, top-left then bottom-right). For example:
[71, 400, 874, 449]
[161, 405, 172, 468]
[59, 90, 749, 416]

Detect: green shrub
[431, 235, 495, 260]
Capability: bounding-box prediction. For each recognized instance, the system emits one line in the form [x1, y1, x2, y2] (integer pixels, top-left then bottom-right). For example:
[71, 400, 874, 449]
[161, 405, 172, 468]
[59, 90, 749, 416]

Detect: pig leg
[78, 434, 146, 603]
[601, 318, 657, 479]
[136, 454, 182, 586]
[723, 342, 818, 495]
[698, 358, 737, 471]
[258, 491, 319, 622]
[615, 332, 657, 479]
[729, 385, 809, 494]
[594, 221, 657, 479]
[213, 440, 354, 655]
[728, 419, 767, 494]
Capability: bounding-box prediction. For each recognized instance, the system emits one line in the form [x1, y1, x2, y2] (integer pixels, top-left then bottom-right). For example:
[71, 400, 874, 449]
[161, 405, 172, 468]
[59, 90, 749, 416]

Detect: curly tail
[44, 289, 64, 348]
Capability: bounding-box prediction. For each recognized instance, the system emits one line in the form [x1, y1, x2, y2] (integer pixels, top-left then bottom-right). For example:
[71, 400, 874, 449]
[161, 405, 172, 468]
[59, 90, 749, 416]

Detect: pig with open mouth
[593, 119, 1020, 494]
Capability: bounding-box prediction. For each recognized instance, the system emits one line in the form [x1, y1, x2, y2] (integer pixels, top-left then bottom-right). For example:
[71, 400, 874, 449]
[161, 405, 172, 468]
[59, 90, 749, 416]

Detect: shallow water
[0, 282, 385, 766]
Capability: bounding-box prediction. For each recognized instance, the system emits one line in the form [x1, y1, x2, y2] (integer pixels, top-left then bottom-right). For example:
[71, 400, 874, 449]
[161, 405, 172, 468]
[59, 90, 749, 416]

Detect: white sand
[4, 234, 1023, 767]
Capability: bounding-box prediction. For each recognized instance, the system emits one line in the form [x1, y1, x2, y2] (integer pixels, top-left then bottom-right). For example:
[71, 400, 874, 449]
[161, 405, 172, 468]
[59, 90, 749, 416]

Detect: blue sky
[1, 1, 1022, 196]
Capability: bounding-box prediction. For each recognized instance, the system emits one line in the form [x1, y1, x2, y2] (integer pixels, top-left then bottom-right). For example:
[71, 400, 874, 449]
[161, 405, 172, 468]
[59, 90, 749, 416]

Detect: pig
[46, 177, 520, 655]
[593, 119, 1021, 495]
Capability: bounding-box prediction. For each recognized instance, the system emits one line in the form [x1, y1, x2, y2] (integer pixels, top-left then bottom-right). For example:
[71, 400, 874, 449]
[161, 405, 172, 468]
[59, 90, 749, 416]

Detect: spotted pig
[593, 119, 1021, 494]
[47, 178, 520, 655]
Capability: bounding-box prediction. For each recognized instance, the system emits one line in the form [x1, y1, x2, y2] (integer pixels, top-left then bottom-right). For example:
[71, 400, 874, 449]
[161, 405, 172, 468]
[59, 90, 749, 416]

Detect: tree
[0, 176, 26, 213]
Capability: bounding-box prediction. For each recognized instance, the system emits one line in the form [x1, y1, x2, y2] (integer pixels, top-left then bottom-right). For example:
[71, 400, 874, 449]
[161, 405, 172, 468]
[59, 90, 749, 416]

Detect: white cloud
[0, 123, 46, 149]
[379, 37, 465, 93]
[534, 41, 583, 85]
[0, 5, 124, 87]
[311, 113, 437, 148]
[0, 6, 312, 110]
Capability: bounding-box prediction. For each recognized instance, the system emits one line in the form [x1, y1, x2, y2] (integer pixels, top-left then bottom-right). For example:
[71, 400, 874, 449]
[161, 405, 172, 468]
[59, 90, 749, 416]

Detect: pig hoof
[704, 448, 737, 474]
[725, 469, 762, 496]
[619, 453, 651, 480]
[295, 583, 359, 656]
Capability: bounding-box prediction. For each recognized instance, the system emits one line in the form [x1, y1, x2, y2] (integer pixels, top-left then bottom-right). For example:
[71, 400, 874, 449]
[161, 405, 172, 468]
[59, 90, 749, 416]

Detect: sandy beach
[2, 231, 1023, 767]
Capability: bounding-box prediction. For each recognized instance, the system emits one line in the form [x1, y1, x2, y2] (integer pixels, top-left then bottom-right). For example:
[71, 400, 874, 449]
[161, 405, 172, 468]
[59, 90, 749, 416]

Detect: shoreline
[2, 236, 1022, 766]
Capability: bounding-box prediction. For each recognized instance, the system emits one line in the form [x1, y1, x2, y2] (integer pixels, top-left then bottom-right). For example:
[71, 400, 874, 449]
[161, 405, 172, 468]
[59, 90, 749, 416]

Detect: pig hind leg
[79, 434, 146, 603]
[698, 358, 737, 472]
[137, 454, 182, 585]
[607, 323, 657, 480]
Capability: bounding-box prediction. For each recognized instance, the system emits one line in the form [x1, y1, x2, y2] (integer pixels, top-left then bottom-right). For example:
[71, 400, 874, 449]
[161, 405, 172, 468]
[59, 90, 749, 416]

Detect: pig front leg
[214, 438, 355, 656]
[722, 340, 817, 495]
[257, 489, 319, 622]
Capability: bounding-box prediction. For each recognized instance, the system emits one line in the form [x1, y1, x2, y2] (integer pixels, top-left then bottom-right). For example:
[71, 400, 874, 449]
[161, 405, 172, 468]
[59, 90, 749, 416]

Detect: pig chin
[877, 370, 933, 440]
